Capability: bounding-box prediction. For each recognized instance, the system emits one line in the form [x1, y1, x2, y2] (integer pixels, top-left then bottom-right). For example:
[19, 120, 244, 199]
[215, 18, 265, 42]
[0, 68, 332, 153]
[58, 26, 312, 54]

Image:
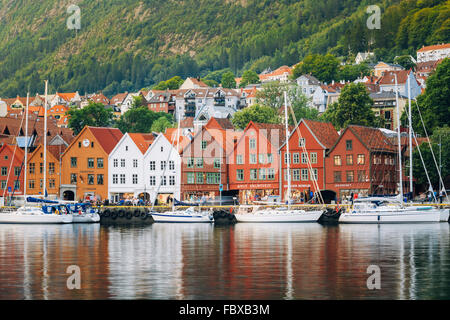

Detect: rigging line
[413, 98, 448, 201]
[286, 98, 324, 206]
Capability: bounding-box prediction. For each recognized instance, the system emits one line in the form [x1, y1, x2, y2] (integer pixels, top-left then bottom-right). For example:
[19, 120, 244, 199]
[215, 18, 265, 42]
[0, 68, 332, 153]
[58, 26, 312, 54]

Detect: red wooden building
[228, 122, 288, 204]
[0, 144, 25, 200]
[279, 119, 339, 202]
[325, 125, 398, 201]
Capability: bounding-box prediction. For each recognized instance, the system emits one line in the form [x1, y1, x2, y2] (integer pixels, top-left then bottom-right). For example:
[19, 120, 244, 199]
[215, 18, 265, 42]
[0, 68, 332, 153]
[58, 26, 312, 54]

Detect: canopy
[26, 197, 59, 204]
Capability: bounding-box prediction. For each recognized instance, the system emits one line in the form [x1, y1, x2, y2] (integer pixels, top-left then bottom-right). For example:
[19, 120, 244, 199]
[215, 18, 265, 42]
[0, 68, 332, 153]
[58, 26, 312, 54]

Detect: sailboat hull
[339, 209, 441, 224]
[235, 210, 323, 223]
[0, 212, 73, 224]
[440, 209, 450, 222]
[151, 212, 213, 223]
[72, 213, 100, 223]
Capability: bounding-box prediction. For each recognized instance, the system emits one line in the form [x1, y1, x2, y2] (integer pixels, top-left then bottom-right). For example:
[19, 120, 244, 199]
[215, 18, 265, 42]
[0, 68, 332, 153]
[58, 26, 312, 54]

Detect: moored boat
[234, 205, 323, 223]
[151, 207, 214, 223]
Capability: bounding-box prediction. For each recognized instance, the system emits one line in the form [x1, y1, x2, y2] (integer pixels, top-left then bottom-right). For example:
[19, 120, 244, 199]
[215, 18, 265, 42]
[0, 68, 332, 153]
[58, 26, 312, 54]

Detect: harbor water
[0, 223, 449, 300]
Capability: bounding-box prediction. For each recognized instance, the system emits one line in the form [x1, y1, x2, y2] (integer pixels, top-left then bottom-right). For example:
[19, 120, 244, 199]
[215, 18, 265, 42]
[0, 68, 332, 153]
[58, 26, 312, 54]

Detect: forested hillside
[0, 0, 448, 97]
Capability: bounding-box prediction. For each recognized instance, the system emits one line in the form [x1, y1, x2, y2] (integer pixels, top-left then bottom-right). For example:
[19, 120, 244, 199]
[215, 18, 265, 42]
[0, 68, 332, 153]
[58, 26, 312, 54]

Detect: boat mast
[407, 74, 413, 198]
[43, 80, 48, 198]
[24, 93, 29, 199]
[283, 91, 291, 209]
[394, 74, 404, 201]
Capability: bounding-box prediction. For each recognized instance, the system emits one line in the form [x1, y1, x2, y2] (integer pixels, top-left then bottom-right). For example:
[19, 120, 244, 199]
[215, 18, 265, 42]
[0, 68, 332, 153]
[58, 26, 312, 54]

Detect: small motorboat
[67, 203, 100, 223]
[151, 207, 214, 223]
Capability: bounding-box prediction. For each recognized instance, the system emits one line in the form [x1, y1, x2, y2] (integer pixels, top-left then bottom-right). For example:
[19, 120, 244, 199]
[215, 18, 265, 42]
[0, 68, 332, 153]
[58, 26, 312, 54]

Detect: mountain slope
[0, 0, 448, 97]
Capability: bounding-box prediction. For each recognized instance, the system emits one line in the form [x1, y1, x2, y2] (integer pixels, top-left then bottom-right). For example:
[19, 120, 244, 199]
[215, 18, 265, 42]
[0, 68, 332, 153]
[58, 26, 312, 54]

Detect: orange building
[60, 126, 123, 201]
[26, 144, 67, 198]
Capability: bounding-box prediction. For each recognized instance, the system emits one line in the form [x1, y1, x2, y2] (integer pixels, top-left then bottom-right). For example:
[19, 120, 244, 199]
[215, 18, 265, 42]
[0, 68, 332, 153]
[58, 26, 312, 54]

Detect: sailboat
[0, 86, 73, 224]
[149, 115, 214, 223]
[339, 74, 441, 223]
[234, 91, 324, 223]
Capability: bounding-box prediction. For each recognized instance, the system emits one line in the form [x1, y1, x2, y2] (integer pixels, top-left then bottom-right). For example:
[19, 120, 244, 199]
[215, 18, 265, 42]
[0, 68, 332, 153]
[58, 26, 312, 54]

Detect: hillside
[0, 0, 448, 97]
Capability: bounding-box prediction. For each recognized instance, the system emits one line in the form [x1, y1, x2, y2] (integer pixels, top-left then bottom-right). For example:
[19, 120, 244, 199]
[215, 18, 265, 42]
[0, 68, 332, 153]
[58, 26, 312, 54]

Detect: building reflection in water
[0, 222, 449, 300]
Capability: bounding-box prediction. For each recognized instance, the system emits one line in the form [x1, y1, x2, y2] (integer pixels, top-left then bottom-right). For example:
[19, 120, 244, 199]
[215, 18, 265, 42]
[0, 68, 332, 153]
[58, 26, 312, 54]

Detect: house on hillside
[378, 70, 421, 99]
[416, 43, 450, 63]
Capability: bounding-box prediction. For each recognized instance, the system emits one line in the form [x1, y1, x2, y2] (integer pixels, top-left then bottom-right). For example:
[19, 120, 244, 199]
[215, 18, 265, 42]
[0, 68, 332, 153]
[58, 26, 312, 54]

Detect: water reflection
[0, 222, 449, 300]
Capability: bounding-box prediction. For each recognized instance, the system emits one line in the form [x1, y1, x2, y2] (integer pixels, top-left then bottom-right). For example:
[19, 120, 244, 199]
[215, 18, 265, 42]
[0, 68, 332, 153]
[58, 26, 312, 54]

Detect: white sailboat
[339, 75, 441, 224]
[149, 114, 214, 223]
[0, 86, 73, 224]
[66, 202, 100, 223]
[235, 91, 323, 223]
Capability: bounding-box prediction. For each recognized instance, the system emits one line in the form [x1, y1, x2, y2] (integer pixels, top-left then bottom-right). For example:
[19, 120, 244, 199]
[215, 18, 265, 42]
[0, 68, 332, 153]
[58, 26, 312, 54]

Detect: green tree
[151, 116, 175, 133]
[153, 76, 184, 90]
[292, 54, 340, 83]
[221, 71, 236, 89]
[321, 83, 376, 130]
[67, 102, 114, 135]
[131, 95, 146, 109]
[116, 107, 170, 133]
[231, 104, 280, 130]
[239, 70, 260, 88]
[394, 55, 416, 70]
[413, 59, 450, 136]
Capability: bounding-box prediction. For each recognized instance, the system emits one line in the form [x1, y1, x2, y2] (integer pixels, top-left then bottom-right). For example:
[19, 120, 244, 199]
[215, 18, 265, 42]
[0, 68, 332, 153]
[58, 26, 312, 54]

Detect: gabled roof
[88, 127, 123, 154]
[110, 92, 128, 105]
[56, 92, 78, 102]
[180, 117, 194, 128]
[0, 144, 25, 162]
[128, 133, 155, 154]
[417, 43, 450, 52]
[280, 119, 338, 151]
[205, 117, 234, 130]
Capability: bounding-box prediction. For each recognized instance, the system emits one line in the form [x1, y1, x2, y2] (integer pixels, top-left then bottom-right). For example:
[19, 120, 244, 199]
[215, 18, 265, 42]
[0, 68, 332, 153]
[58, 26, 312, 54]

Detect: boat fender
[118, 210, 125, 218]
[126, 211, 133, 219]
[133, 209, 141, 217]
[140, 212, 148, 220]
[110, 211, 118, 220]
[103, 209, 110, 218]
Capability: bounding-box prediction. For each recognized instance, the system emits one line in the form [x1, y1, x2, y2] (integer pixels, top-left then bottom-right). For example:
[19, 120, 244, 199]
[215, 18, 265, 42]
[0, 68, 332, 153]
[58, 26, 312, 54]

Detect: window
[236, 169, 244, 181]
[214, 158, 221, 169]
[91, 142, 94, 148]
[206, 173, 220, 184]
[1, 180, 5, 189]
[284, 153, 290, 164]
[97, 158, 104, 168]
[196, 158, 203, 168]
[346, 155, 353, 165]
[299, 138, 305, 147]
[268, 168, 275, 180]
[293, 169, 300, 181]
[125, 146, 128, 151]
[40, 163, 43, 174]
[97, 174, 104, 185]
[169, 176, 175, 186]
[258, 154, 265, 164]
[187, 158, 194, 168]
[259, 168, 267, 180]
[71, 157, 77, 168]
[346, 171, 354, 182]
[187, 173, 195, 184]
[14, 180, 20, 190]
[71, 174, 77, 184]
[169, 161, 175, 170]
[120, 159, 125, 167]
[384, 110, 391, 120]
[48, 163, 55, 175]
[201, 141, 207, 150]
[149, 176, 156, 186]
[390, 157, 395, 165]
[1, 167, 6, 176]
[373, 156, 381, 164]
[88, 174, 95, 185]
[14, 166, 21, 176]
[160, 176, 166, 186]
[120, 174, 125, 184]
[311, 168, 318, 181]
[196, 172, 204, 184]
[334, 171, 342, 182]
[87, 158, 94, 168]
[310, 152, 317, 164]
[149, 161, 156, 171]
[78, 142, 81, 148]
[112, 174, 118, 184]
[334, 155, 342, 166]
[49, 179, 55, 189]
[301, 169, 308, 181]
[357, 154, 365, 165]
[236, 155, 243, 165]
[301, 152, 308, 164]
[113, 159, 118, 167]
[357, 170, 366, 182]
[161, 161, 167, 170]
[29, 180, 35, 189]
[385, 157, 390, 165]
[346, 140, 353, 151]
[249, 154, 257, 164]
[133, 159, 138, 168]
[132, 174, 138, 184]
[250, 169, 258, 180]
[249, 139, 256, 150]
[160, 146, 163, 152]
[293, 153, 300, 164]
[267, 154, 273, 164]
[29, 163, 35, 174]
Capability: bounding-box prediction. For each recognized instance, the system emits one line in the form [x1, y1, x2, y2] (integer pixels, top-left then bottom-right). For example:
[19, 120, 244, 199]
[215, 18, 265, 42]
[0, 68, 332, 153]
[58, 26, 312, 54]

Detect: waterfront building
[0, 144, 25, 201]
[60, 126, 123, 201]
[108, 132, 154, 203]
[228, 122, 287, 204]
[279, 119, 339, 202]
[325, 125, 398, 201]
